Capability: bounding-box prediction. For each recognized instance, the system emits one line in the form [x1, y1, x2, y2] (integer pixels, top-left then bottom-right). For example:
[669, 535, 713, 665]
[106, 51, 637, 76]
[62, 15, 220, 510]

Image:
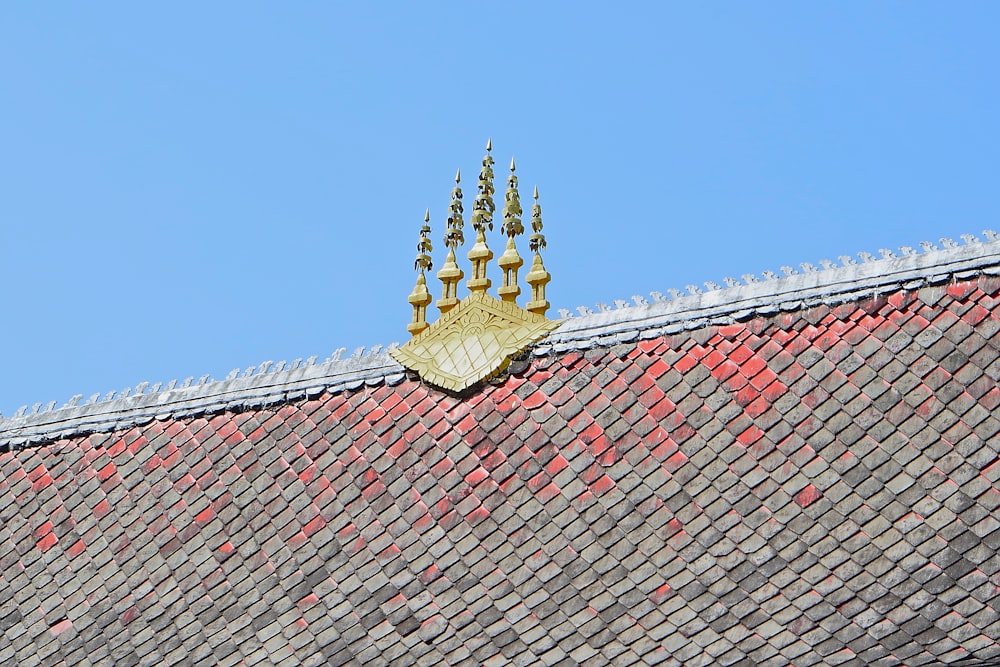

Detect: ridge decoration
[392, 140, 559, 393]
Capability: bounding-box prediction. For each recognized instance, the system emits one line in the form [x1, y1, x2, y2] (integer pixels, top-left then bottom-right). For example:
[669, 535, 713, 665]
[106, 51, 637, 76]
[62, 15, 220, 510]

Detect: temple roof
[2, 229, 1000, 666]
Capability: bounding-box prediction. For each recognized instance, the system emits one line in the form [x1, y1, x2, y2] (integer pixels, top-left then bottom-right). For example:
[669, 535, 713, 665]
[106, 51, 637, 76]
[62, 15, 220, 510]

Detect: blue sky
[2, 3, 999, 415]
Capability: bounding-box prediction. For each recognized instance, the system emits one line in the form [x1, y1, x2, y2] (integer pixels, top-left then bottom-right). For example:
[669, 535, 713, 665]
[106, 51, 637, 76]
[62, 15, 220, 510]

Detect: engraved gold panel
[391, 292, 559, 393]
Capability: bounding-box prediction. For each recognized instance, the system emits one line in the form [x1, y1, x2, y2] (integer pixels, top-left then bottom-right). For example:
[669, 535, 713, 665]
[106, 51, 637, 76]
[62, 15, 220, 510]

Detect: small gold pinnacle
[526, 186, 550, 316]
[408, 210, 434, 336]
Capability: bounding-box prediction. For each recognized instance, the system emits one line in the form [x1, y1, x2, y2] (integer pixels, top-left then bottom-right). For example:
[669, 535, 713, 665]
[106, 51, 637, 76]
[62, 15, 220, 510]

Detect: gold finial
[416, 208, 433, 267]
[466, 139, 495, 293]
[497, 156, 524, 303]
[525, 186, 550, 316]
[471, 141, 495, 234]
[529, 186, 546, 253]
[444, 169, 465, 249]
[407, 209, 434, 336]
[437, 168, 465, 314]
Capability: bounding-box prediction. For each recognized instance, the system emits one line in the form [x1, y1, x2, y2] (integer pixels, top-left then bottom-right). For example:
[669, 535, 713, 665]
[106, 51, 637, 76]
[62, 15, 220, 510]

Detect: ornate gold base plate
[391, 292, 560, 393]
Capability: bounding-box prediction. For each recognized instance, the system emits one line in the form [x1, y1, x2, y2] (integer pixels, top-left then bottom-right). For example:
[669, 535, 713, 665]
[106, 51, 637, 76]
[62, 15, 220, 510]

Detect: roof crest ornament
[525, 185, 551, 315]
[497, 157, 525, 303]
[466, 139, 496, 294]
[551, 229, 1000, 324]
[437, 169, 465, 315]
[407, 209, 434, 337]
[391, 141, 559, 393]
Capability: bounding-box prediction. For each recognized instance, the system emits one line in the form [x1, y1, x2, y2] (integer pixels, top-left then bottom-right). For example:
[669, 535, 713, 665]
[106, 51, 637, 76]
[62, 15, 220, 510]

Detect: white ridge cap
[0, 351, 405, 448]
[536, 232, 1000, 353]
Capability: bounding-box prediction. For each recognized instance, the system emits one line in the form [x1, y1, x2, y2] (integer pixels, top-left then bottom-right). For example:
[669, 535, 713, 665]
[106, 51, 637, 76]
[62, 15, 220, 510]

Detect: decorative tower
[407, 209, 434, 337]
[525, 186, 551, 316]
[497, 157, 525, 303]
[393, 142, 559, 393]
[466, 139, 495, 294]
[436, 169, 465, 315]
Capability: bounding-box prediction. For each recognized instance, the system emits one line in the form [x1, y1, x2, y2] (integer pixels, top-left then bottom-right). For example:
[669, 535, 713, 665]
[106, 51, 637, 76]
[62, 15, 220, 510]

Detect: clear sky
[2, 3, 999, 416]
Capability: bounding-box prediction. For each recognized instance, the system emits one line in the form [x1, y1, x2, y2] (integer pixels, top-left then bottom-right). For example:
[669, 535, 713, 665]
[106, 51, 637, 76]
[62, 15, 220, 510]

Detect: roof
[2, 233, 1000, 666]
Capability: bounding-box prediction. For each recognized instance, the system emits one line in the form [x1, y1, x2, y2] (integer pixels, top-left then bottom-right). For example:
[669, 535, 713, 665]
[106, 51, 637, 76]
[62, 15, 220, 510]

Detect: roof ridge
[6, 345, 396, 418]
[0, 346, 406, 448]
[541, 229, 1000, 352]
[2, 229, 998, 447]
[559, 230, 997, 320]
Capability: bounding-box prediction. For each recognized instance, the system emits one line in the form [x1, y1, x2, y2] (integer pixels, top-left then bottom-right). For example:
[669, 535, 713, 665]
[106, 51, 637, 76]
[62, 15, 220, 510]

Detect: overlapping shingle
[2, 276, 1000, 665]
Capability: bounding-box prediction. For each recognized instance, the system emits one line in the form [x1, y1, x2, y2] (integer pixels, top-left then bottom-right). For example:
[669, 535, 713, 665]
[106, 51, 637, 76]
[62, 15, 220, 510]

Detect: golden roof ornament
[392, 142, 559, 393]
[497, 157, 525, 304]
[525, 185, 551, 316]
[436, 168, 465, 315]
[466, 138, 495, 294]
[406, 209, 434, 337]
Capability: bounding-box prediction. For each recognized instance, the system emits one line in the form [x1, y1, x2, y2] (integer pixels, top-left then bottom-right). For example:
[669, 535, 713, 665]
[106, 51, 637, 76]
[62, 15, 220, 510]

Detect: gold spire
[525, 186, 551, 316]
[466, 139, 495, 293]
[407, 209, 434, 336]
[437, 168, 465, 315]
[497, 157, 525, 303]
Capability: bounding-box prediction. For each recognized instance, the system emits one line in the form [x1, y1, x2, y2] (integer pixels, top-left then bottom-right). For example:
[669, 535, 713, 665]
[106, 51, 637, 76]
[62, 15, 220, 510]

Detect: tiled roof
[2, 235, 1000, 665]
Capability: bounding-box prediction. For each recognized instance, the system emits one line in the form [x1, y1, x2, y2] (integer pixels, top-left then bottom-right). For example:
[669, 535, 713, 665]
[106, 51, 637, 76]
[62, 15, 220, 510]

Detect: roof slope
[2, 237, 1000, 666]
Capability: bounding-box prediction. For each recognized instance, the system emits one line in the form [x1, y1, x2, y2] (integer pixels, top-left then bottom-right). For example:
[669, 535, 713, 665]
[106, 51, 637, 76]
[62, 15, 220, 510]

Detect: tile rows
[0, 277, 999, 665]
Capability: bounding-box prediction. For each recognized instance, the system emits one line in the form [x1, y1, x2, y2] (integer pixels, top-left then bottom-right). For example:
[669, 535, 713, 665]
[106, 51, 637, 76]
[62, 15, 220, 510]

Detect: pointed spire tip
[455, 168, 461, 183]
[486, 137, 492, 152]
[424, 208, 430, 222]
[510, 156, 516, 171]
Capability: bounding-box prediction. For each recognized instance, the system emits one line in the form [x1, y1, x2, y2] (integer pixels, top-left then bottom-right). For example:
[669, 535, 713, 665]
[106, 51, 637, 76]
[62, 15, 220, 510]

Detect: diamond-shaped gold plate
[391, 292, 560, 393]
